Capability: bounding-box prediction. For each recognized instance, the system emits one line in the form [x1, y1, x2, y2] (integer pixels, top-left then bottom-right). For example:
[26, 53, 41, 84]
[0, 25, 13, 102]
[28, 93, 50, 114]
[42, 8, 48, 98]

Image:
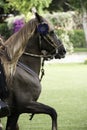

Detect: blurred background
[0, 0, 87, 130]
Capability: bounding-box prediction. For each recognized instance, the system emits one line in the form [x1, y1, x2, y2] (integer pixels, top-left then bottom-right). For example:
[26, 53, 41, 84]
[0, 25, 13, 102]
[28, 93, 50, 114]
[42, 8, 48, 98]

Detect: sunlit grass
[1, 63, 87, 130]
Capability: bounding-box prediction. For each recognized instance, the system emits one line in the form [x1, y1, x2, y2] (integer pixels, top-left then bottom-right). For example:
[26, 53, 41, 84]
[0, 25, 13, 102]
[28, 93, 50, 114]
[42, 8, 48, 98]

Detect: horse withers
[0, 12, 66, 130]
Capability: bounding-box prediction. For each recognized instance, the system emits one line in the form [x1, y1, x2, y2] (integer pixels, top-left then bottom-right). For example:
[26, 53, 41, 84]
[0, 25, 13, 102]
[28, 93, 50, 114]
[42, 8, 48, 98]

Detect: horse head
[35, 12, 66, 60]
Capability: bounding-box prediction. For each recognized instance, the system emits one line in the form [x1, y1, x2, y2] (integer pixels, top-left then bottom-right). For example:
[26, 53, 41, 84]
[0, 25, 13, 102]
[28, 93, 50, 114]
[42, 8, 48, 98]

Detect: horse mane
[1, 18, 38, 84]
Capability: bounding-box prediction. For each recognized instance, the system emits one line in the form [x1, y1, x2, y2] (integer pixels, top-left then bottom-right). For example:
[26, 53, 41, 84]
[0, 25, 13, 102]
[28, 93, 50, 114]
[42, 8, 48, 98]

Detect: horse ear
[31, 8, 42, 23]
[35, 12, 42, 23]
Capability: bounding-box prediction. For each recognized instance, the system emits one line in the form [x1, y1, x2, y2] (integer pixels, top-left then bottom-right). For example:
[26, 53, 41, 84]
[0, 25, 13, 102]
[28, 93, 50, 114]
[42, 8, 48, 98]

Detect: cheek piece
[37, 23, 49, 36]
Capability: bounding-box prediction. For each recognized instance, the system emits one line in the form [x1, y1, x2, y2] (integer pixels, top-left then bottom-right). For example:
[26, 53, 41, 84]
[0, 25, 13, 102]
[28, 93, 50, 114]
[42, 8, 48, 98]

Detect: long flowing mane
[1, 18, 38, 84]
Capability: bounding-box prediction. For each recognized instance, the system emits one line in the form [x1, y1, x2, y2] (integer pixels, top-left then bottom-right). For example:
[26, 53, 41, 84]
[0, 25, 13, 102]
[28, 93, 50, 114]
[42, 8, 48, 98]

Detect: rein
[24, 52, 46, 58]
[23, 51, 53, 58]
[23, 34, 63, 82]
[23, 52, 45, 82]
[40, 58, 45, 82]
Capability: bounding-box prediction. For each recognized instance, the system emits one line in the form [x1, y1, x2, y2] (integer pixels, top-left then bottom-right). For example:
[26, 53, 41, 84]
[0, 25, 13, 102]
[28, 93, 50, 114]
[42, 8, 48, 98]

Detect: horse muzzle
[55, 48, 66, 59]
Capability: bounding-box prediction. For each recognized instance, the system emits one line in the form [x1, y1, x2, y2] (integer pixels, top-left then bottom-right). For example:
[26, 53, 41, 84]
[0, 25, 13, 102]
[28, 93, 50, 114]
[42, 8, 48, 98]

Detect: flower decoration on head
[37, 22, 49, 36]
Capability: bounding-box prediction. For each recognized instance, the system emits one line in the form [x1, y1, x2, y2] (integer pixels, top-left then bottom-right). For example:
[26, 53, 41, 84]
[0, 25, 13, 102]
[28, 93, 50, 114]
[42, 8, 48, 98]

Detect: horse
[0, 12, 66, 130]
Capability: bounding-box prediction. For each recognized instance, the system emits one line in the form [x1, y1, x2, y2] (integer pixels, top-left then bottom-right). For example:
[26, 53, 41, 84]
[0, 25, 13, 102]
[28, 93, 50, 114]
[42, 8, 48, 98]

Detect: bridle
[23, 20, 63, 58]
[23, 34, 63, 58]
[23, 31, 63, 81]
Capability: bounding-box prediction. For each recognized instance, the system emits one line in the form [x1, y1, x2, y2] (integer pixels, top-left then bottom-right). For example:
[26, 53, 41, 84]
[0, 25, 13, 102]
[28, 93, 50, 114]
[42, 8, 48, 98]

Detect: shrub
[56, 29, 85, 50]
[56, 29, 74, 53]
[68, 29, 86, 48]
[84, 59, 87, 64]
[0, 23, 11, 40]
[55, 29, 65, 36]
[45, 11, 80, 30]
[0, 14, 26, 40]
[45, 12, 85, 53]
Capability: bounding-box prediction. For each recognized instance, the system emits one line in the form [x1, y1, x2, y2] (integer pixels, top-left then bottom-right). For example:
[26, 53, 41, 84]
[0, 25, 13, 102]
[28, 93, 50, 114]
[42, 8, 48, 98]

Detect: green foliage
[48, 0, 87, 12]
[45, 12, 75, 53]
[46, 12, 75, 30]
[55, 29, 65, 36]
[55, 29, 74, 53]
[68, 29, 86, 48]
[67, 0, 87, 12]
[0, 0, 10, 13]
[74, 48, 87, 52]
[0, 23, 11, 40]
[55, 29, 85, 49]
[84, 59, 87, 64]
[0, 0, 4, 7]
[45, 12, 86, 50]
[6, 0, 52, 14]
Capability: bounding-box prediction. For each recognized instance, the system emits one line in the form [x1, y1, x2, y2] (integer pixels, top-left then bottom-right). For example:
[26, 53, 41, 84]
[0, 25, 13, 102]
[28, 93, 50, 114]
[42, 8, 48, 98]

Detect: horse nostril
[63, 49, 66, 54]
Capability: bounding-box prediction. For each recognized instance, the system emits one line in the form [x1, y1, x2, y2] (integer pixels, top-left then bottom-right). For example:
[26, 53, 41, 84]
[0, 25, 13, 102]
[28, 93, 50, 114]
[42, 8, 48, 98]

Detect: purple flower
[13, 19, 25, 33]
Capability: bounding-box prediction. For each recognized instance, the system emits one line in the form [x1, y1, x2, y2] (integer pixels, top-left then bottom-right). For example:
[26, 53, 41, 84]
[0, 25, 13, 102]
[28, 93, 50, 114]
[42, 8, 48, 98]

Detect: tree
[0, 0, 9, 13]
[5, 0, 52, 15]
[66, 0, 87, 47]
[81, 1, 87, 47]
[0, 0, 9, 22]
[48, 0, 87, 47]
[48, 0, 71, 12]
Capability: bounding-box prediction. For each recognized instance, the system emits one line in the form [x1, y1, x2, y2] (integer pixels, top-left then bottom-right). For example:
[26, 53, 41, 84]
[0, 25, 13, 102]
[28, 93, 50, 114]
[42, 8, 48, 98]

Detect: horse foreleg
[21, 101, 58, 130]
[6, 114, 19, 130]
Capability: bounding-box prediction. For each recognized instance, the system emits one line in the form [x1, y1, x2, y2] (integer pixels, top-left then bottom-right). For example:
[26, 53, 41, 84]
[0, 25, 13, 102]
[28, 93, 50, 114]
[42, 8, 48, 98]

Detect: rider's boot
[0, 99, 10, 118]
[0, 61, 10, 118]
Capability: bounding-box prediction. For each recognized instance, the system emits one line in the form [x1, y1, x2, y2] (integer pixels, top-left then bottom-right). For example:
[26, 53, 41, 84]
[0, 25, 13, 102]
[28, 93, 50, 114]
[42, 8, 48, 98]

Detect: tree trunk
[80, 0, 87, 47]
[82, 11, 87, 47]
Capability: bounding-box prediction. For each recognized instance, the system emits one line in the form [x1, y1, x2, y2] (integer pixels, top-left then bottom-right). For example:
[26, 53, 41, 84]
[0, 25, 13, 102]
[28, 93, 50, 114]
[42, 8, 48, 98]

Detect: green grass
[74, 48, 87, 52]
[1, 63, 87, 130]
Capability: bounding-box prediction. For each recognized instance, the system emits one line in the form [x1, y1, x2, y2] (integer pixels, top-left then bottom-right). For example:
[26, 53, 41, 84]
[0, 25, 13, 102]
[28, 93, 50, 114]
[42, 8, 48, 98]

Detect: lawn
[74, 48, 87, 52]
[1, 63, 87, 130]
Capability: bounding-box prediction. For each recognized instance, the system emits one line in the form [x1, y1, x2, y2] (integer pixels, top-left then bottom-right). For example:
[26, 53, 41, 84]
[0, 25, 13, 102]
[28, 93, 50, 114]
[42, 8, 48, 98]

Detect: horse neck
[19, 36, 41, 75]
[20, 55, 41, 75]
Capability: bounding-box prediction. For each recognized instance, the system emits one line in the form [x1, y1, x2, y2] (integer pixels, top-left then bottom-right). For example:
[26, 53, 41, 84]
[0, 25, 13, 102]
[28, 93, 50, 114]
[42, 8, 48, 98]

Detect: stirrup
[0, 100, 10, 118]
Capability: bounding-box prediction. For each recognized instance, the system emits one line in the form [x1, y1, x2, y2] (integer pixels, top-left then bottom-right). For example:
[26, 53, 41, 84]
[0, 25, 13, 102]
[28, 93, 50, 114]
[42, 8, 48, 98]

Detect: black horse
[0, 12, 66, 130]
